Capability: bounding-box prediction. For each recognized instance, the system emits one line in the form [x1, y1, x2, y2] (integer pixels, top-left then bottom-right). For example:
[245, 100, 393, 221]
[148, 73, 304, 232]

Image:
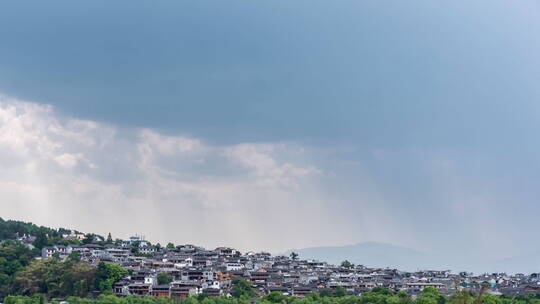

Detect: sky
[1, 0, 540, 270]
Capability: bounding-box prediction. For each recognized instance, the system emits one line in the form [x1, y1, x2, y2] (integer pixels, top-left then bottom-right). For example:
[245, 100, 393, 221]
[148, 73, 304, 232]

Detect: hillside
[0, 217, 61, 240]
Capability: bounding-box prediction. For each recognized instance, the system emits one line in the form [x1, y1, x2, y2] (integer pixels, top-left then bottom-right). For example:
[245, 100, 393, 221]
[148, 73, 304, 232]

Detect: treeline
[0, 241, 128, 301]
[11, 254, 96, 298]
[0, 218, 61, 243]
[5, 287, 540, 304]
[0, 242, 36, 299]
[0, 217, 102, 250]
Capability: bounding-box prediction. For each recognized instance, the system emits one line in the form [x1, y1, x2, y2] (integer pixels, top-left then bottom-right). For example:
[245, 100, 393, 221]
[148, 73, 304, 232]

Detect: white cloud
[223, 143, 321, 188]
[0, 94, 405, 252]
[3, 93, 527, 267]
[54, 153, 97, 169]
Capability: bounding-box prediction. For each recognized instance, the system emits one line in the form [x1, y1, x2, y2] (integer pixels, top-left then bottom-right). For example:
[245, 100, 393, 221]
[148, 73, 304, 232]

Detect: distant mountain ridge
[283, 242, 433, 271]
[6, 216, 540, 275]
[283, 242, 540, 274]
[491, 252, 540, 274]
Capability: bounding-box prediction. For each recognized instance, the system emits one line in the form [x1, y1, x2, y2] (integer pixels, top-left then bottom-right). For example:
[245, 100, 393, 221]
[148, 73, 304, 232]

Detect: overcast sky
[1, 0, 540, 264]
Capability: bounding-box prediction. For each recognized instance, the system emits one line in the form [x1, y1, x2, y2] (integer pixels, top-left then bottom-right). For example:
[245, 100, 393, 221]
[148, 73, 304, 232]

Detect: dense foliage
[230, 279, 257, 298]
[157, 273, 173, 286]
[95, 263, 129, 292]
[0, 218, 61, 242]
[11, 256, 96, 298]
[2, 219, 540, 304]
[4, 287, 540, 304]
[0, 241, 129, 300]
[0, 218, 140, 301]
[0, 241, 36, 299]
[0, 218, 99, 250]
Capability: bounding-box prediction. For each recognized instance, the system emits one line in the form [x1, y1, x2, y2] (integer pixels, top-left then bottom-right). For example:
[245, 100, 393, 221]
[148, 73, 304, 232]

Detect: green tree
[319, 289, 333, 297]
[73, 279, 89, 297]
[263, 291, 288, 303]
[68, 251, 81, 263]
[0, 289, 531, 304]
[334, 286, 346, 297]
[106, 233, 113, 244]
[0, 241, 35, 299]
[398, 290, 413, 304]
[340, 260, 354, 269]
[65, 238, 81, 246]
[131, 241, 140, 255]
[166, 243, 175, 249]
[157, 272, 173, 285]
[0, 218, 58, 241]
[416, 287, 446, 304]
[5, 295, 45, 304]
[81, 234, 94, 245]
[94, 262, 128, 292]
[12, 257, 95, 298]
[231, 279, 257, 298]
[33, 232, 48, 250]
[372, 286, 393, 295]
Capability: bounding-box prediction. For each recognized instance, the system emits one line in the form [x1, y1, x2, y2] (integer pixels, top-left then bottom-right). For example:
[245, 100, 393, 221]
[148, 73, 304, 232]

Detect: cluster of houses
[40, 236, 540, 299]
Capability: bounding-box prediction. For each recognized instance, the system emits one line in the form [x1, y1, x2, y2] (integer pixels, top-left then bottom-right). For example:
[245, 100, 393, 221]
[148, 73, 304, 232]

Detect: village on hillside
[22, 233, 540, 299]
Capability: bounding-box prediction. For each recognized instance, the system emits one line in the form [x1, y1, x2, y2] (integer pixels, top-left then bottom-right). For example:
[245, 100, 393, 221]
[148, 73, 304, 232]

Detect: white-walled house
[41, 245, 73, 258]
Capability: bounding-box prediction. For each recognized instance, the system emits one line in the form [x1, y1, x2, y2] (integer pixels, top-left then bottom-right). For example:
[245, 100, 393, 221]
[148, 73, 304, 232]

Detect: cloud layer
[0, 95, 406, 252]
[3, 94, 540, 273]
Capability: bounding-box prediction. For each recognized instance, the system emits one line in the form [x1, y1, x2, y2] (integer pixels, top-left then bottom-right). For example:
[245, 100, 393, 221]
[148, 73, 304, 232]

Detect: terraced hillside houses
[40, 236, 540, 298]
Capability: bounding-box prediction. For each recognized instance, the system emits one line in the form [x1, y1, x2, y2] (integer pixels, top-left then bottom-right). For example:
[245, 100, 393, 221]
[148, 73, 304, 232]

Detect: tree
[73, 279, 90, 297]
[334, 286, 346, 297]
[82, 234, 94, 245]
[290, 252, 298, 261]
[340, 260, 354, 269]
[166, 243, 175, 249]
[95, 262, 128, 292]
[319, 289, 333, 297]
[451, 286, 489, 304]
[0, 218, 59, 242]
[65, 238, 81, 246]
[68, 251, 81, 263]
[0, 242, 35, 299]
[0, 286, 533, 304]
[415, 287, 446, 304]
[398, 290, 413, 304]
[157, 272, 173, 285]
[106, 233, 113, 244]
[131, 241, 140, 255]
[263, 291, 288, 303]
[372, 286, 393, 295]
[231, 279, 257, 298]
[12, 257, 95, 298]
[4, 295, 45, 304]
[33, 232, 48, 250]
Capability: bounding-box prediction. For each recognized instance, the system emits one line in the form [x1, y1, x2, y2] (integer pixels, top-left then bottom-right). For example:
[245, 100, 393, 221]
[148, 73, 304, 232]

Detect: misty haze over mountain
[285, 242, 540, 274]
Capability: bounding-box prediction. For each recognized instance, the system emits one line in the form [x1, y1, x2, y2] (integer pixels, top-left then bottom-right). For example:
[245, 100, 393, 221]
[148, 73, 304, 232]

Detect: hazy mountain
[284, 242, 436, 271]
[284, 242, 540, 274]
[491, 253, 540, 274]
